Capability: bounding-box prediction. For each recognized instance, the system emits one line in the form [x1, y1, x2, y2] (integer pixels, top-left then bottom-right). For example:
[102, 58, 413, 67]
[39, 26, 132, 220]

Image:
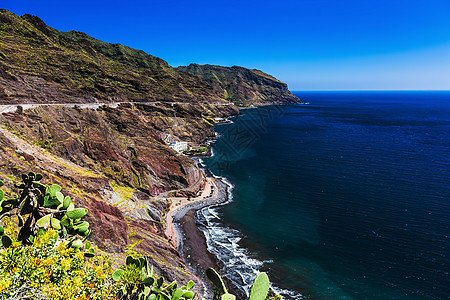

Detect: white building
[169, 141, 188, 153]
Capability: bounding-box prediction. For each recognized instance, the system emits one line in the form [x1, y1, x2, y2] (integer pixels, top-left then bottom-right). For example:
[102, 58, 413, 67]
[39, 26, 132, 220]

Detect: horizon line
[291, 89, 450, 92]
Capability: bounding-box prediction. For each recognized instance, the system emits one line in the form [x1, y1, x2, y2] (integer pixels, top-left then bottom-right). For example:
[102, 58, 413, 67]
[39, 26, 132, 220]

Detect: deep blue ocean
[200, 91, 450, 299]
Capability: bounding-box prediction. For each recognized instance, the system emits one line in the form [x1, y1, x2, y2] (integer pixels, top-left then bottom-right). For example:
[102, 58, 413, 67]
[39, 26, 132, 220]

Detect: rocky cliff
[0, 9, 299, 293]
[178, 64, 300, 106]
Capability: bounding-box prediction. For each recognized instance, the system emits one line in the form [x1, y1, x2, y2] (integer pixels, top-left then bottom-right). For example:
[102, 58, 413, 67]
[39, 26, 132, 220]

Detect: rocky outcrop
[0, 9, 299, 293]
[177, 64, 300, 106]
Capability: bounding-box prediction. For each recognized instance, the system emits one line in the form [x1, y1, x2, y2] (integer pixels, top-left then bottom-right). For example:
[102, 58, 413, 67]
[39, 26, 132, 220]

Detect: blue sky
[2, 0, 450, 90]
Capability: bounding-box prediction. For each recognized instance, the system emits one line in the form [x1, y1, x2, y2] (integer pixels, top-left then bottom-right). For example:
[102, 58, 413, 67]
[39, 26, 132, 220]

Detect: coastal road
[0, 102, 120, 114]
[0, 101, 234, 114]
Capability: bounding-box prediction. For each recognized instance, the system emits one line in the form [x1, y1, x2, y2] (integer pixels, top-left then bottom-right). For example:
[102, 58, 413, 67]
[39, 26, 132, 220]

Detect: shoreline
[164, 176, 241, 298]
[163, 104, 285, 299]
[165, 177, 223, 249]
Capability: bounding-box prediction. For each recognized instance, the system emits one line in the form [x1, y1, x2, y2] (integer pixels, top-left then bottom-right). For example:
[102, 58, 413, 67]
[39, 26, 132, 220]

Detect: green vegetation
[0, 228, 117, 299]
[0, 174, 115, 299]
[206, 267, 234, 300]
[110, 180, 134, 203]
[206, 267, 276, 300]
[183, 147, 208, 156]
[249, 273, 270, 300]
[0, 172, 279, 299]
[33, 139, 54, 150]
[0, 172, 90, 246]
[112, 255, 195, 300]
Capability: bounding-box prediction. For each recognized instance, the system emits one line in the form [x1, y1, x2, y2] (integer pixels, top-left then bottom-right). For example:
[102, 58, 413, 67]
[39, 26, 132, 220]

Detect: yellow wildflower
[0, 278, 12, 293]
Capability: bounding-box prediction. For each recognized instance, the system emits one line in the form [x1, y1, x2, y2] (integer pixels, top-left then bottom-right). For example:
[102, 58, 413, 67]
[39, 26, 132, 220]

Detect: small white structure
[169, 141, 188, 153]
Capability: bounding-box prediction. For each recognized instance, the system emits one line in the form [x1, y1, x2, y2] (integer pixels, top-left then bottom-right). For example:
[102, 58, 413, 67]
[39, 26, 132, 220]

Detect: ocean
[199, 91, 450, 299]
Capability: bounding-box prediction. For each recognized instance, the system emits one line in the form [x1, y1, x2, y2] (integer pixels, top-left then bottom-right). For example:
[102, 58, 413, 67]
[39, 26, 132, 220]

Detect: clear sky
[2, 0, 450, 90]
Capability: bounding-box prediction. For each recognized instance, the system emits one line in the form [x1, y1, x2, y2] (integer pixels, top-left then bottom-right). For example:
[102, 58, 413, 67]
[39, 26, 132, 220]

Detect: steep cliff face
[177, 64, 300, 106]
[0, 9, 299, 292]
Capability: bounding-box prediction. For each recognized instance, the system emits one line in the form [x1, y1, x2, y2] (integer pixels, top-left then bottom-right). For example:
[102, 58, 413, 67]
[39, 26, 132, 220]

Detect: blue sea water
[200, 91, 450, 299]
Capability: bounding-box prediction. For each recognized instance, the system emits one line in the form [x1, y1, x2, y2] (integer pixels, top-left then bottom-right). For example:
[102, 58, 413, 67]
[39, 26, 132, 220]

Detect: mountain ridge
[0, 9, 299, 296]
[0, 9, 299, 106]
[178, 63, 299, 106]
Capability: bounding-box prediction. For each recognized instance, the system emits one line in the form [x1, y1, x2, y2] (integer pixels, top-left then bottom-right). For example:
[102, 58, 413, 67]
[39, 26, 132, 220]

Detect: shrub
[0, 229, 118, 299]
[0, 172, 280, 300]
[0, 173, 116, 299]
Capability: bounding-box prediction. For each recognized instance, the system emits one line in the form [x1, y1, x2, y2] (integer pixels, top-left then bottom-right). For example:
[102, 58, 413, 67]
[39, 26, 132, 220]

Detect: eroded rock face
[0, 104, 211, 195]
[80, 196, 129, 253]
[0, 9, 300, 293]
[178, 64, 301, 106]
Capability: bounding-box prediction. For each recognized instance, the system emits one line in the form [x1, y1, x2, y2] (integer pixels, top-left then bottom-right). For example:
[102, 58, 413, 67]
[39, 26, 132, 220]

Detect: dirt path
[157, 167, 205, 200]
[0, 101, 233, 114]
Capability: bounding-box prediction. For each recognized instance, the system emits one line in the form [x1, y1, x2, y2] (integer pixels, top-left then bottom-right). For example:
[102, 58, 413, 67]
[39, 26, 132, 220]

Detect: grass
[110, 180, 134, 201]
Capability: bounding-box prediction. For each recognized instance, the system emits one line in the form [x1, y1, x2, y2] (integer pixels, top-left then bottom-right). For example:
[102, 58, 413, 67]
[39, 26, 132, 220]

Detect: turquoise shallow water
[200, 91, 450, 299]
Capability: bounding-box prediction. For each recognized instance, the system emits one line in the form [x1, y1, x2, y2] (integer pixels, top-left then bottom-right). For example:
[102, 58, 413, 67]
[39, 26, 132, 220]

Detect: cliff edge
[178, 63, 300, 106]
[0, 10, 299, 106]
[0, 9, 299, 295]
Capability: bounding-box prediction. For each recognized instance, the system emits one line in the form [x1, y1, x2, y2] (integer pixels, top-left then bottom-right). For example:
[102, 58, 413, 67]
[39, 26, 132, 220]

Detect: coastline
[163, 105, 295, 299]
[183, 106, 303, 300]
[165, 177, 223, 249]
[164, 176, 241, 298]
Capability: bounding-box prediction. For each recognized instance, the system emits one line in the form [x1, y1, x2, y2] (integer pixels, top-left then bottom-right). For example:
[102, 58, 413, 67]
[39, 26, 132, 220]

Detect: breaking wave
[195, 175, 302, 299]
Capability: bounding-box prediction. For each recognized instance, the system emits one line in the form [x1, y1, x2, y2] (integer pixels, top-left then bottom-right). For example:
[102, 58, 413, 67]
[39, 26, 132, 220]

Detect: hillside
[0, 9, 226, 104]
[0, 9, 299, 106]
[0, 9, 299, 297]
[178, 64, 299, 106]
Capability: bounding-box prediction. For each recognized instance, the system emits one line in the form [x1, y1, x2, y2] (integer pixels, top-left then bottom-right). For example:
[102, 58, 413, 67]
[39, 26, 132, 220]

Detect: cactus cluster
[1, 172, 277, 300]
[206, 267, 270, 300]
[0, 173, 91, 253]
[112, 255, 195, 300]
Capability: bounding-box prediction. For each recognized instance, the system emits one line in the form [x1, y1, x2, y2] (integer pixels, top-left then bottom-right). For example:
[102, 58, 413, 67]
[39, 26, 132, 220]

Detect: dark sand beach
[168, 178, 243, 299]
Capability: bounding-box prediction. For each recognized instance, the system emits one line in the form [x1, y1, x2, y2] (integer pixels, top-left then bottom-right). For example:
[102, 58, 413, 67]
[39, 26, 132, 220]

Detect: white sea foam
[193, 125, 303, 299]
[196, 178, 303, 299]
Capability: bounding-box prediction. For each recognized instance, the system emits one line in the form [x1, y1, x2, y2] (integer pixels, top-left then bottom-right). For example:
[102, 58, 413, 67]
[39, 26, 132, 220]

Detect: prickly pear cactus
[0, 172, 92, 255]
[113, 255, 196, 300]
[206, 267, 229, 300]
[221, 292, 236, 300]
[249, 272, 270, 300]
